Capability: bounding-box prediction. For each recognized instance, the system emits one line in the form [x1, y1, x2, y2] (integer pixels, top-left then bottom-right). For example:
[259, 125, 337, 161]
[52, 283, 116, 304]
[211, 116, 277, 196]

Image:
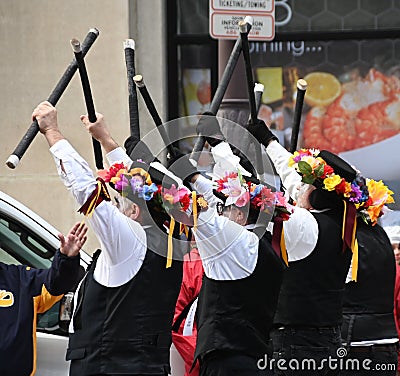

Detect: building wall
[0, 0, 166, 254]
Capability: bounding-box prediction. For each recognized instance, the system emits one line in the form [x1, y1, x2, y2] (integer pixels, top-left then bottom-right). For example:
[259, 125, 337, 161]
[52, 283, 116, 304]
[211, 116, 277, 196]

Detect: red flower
[180, 194, 190, 212]
[335, 178, 348, 194]
[98, 162, 126, 182]
[321, 164, 334, 178]
[364, 197, 373, 208]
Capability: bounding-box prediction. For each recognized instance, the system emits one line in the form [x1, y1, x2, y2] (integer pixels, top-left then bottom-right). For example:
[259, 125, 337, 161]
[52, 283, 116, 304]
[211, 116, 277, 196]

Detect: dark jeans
[199, 350, 274, 376]
[271, 326, 343, 376]
[340, 344, 398, 376]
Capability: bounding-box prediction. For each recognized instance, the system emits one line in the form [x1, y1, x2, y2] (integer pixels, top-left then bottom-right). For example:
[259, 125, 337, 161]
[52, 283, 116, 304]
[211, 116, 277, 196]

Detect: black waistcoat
[342, 220, 397, 342]
[66, 228, 183, 375]
[274, 209, 352, 327]
[194, 230, 285, 360]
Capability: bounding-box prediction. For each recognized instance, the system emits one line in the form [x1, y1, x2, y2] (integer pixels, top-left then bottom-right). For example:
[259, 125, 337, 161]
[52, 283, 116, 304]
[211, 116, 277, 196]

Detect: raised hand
[59, 222, 88, 257]
[247, 119, 278, 147]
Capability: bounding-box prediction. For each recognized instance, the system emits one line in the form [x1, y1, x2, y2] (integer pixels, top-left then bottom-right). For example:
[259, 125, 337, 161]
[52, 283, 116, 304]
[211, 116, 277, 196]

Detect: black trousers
[340, 344, 398, 376]
[90, 373, 169, 376]
[271, 326, 343, 376]
[199, 350, 275, 376]
[90, 374, 168, 376]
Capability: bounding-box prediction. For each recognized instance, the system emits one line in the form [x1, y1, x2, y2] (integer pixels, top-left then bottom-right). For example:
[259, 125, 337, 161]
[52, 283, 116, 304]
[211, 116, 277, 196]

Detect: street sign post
[209, 0, 275, 40]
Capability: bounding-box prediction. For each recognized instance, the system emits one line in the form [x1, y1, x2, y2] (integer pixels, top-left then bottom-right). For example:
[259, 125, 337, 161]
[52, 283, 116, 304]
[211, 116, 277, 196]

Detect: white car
[0, 191, 92, 375]
[0, 191, 185, 375]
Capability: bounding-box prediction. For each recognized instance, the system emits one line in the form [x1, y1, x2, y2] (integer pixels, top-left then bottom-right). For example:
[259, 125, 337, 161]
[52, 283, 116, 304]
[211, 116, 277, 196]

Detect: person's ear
[130, 202, 141, 221]
[236, 209, 246, 226]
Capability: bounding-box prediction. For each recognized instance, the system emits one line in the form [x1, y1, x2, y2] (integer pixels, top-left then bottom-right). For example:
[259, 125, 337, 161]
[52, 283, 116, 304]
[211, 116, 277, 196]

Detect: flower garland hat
[289, 148, 394, 280]
[213, 168, 293, 265]
[92, 159, 208, 267]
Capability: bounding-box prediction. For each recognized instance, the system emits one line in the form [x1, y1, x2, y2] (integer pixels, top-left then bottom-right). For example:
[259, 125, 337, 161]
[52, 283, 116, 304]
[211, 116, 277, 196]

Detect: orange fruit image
[304, 72, 342, 107]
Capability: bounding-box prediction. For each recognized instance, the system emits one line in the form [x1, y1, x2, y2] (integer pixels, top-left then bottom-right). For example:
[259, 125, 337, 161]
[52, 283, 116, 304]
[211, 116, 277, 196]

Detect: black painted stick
[190, 17, 253, 162]
[289, 79, 308, 154]
[133, 74, 177, 158]
[71, 38, 103, 170]
[251, 83, 265, 177]
[124, 39, 140, 142]
[240, 19, 257, 123]
[6, 28, 100, 169]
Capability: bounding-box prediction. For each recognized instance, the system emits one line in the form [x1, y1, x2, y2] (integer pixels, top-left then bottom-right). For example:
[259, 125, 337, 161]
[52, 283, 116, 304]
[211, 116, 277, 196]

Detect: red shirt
[172, 247, 204, 376]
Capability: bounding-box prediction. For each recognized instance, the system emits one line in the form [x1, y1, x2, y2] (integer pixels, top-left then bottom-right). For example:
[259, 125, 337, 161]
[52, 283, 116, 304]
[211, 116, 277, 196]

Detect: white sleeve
[192, 174, 222, 209]
[283, 207, 319, 261]
[106, 146, 133, 167]
[50, 139, 97, 206]
[266, 140, 302, 201]
[49, 140, 146, 287]
[209, 141, 251, 178]
[194, 214, 259, 281]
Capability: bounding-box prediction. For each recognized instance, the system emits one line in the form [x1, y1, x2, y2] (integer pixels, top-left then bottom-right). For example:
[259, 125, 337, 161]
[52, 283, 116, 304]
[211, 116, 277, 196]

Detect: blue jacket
[0, 250, 80, 376]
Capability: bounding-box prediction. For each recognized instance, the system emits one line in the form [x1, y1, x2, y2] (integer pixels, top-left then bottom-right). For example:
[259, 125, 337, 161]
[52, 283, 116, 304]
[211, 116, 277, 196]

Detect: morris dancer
[34, 101, 184, 376]
[248, 119, 394, 375]
[168, 114, 293, 376]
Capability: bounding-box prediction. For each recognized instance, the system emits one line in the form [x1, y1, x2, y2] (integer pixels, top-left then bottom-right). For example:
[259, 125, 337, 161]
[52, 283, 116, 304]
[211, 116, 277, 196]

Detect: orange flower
[366, 204, 384, 225]
[366, 179, 394, 206]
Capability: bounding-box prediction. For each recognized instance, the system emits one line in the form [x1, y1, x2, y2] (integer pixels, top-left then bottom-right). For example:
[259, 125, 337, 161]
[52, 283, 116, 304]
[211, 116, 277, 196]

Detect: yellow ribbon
[82, 180, 111, 218]
[280, 227, 289, 267]
[166, 218, 175, 268]
[350, 216, 358, 282]
[350, 238, 359, 282]
[180, 224, 189, 238]
[341, 200, 347, 241]
[85, 180, 103, 218]
[192, 191, 197, 231]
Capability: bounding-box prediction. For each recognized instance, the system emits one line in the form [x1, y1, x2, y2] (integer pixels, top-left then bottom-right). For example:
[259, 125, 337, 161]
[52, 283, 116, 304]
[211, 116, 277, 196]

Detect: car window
[0, 216, 53, 269]
[37, 303, 61, 330]
[0, 214, 68, 333]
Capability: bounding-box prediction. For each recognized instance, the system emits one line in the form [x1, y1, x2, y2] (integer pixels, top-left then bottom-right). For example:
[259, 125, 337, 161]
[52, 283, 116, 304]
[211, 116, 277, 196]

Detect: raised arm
[247, 119, 301, 200]
[34, 222, 85, 313]
[34, 102, 147, 286]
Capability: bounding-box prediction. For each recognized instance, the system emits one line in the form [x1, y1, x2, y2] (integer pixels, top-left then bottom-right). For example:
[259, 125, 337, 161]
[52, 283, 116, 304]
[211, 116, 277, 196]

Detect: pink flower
[236, 191, 250, 207]
[163, 184, 190, 204]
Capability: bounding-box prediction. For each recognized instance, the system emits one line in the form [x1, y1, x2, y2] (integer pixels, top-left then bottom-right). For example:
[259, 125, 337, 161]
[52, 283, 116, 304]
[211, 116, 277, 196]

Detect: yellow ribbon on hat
[280, 228, 289, 267]
[192, 191, 198, 231]
[166, 217, 175, 268]
[342, 200, 358, 282]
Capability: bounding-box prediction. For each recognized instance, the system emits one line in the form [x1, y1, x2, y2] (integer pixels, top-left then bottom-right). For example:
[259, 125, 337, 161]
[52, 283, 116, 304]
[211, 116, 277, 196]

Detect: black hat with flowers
[289, 148, 395, 281]
[318, 150, 356, 184]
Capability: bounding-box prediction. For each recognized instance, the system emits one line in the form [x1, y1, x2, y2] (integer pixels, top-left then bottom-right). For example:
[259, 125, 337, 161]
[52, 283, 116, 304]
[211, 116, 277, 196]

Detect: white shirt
[192, 174, 260, 281]
[50, 140, 147, 288]
[265, 141, 319, 261]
